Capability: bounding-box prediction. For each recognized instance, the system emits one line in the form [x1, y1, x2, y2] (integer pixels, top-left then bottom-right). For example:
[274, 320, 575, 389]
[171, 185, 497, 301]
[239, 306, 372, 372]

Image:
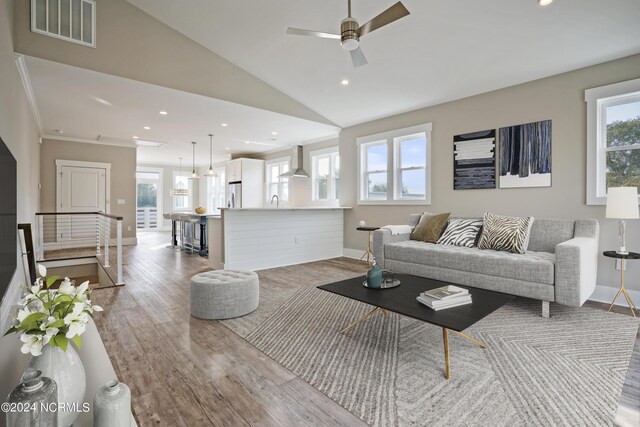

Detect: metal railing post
[96, 214, 101, 255]
[104, 217, 110, 268]
[116, 219, 123, 285]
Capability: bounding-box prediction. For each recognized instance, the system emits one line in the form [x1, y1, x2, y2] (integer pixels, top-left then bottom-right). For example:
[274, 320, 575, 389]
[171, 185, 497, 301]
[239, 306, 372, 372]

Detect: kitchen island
[208, 207, 350, 271]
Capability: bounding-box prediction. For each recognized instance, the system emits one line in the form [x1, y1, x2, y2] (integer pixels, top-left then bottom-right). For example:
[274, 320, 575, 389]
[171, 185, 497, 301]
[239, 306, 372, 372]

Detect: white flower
[58, 277, 74, 295]
[19, 333, 46, 356]
[64, 303, 89, 339]
[37, 264, 47, 278]
[39, 316, 59, 340]
[74, 281, 90, 302]
[91, 305, 103, 312]
[16, 306, 33, 323]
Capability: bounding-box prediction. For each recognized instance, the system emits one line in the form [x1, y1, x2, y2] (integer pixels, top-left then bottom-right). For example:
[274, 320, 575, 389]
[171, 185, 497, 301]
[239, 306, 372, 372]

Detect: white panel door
[58, 166, 106, 241]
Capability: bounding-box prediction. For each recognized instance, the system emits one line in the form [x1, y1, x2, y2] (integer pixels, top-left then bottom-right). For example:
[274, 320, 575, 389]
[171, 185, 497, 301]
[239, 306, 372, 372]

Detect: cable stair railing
[35, 211, 124, 286]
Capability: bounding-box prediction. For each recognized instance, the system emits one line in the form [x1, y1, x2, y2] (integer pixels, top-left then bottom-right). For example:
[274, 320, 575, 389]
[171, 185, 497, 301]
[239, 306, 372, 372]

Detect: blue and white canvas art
[499, 119, 552, 188]
[453, 129, 496, 190]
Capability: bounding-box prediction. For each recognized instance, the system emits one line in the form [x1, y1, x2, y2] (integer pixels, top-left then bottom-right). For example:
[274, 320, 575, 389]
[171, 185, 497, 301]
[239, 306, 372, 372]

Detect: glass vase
[6, 369, 58, 427]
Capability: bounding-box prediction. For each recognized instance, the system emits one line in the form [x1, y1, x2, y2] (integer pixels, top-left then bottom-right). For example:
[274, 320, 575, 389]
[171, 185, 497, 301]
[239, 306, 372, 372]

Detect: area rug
[222, 282, 639, 426]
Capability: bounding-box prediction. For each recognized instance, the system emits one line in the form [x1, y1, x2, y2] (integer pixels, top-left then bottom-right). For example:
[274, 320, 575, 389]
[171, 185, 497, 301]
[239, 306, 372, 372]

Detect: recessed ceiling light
[272, 131, 278, 135]
[132, 136, 139, 139]
[159, 111, 168, 115]
[537, 0, 553, 5]
[245, 141, 250, 144]
[225, 147, 230, 150]
[143, 126, 151, 130]
[221, 123, 228, 127]
[341, 79, 349, 86]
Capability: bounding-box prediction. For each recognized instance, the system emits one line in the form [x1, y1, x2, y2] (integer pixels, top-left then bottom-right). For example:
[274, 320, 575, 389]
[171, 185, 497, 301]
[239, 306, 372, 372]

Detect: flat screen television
[0, 136, 17, 305]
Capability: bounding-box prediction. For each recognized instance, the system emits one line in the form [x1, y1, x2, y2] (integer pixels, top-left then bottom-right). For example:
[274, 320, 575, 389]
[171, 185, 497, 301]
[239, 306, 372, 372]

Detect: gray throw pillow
[477, 212, 535, 254]
[437, 219, 483, 247]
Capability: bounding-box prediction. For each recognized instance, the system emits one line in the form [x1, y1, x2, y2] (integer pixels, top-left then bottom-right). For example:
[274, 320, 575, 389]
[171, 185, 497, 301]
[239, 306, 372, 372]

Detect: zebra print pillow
[477, 212, 535, 254]
[437, 219, 483, 247]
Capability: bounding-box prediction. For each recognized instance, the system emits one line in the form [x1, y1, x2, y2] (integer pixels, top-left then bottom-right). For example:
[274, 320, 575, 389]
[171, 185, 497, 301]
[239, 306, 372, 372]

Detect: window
[358, 123, 432, 205]
[172, 171, 192, 210]
[31, 0, 96, 47]
[206, 167, 226, 215]
[586, 78, 640, 205]
[311, 147, 340, 201]
[265, 157, 290, 202]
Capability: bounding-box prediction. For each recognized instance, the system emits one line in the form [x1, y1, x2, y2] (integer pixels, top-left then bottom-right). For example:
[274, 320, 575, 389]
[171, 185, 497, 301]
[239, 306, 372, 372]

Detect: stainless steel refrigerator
[228, 181, 242, 208]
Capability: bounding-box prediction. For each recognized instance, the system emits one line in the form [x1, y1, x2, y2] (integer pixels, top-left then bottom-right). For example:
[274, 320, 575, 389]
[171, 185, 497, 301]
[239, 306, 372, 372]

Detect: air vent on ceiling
[96, 135, 137, 146]
[31, 0, 96, 48]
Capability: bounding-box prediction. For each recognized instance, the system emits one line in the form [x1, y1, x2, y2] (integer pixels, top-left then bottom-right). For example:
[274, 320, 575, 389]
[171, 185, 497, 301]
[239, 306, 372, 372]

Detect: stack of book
[417, 285, 472, 311]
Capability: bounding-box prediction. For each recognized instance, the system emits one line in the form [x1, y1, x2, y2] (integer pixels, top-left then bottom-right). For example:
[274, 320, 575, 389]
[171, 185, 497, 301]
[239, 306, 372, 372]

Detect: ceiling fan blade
[286, 27, 341, 39]
[357, 1, 410, 37]
[350, 47, 368, 68]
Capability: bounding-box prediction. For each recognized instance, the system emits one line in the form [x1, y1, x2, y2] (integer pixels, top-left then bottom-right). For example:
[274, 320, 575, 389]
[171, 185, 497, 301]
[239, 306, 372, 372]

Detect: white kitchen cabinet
[226, 158, 264, 208]
[227, 159, 242, 182]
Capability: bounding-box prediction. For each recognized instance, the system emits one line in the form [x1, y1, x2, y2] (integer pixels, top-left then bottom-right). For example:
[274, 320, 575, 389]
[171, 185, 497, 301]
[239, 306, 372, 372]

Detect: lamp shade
[606, 187, 639, 219]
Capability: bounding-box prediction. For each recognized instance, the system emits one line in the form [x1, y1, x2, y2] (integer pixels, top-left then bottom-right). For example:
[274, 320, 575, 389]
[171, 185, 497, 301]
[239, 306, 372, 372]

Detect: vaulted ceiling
[126, 0, 640, 127]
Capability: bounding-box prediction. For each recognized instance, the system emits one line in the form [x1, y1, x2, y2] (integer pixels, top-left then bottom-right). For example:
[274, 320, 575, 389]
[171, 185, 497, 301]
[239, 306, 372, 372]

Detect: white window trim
[31, 0, 97, 48]
[310, 146, 339, 204]
[265, 156, 291, 203]
[172, 170, 193, 211]
[357, 123, 432, 205]
[585, 77, 640, 205]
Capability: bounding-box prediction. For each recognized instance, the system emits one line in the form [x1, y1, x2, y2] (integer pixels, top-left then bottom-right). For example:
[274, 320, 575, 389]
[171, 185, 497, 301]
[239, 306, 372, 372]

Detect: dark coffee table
[318, 273, 514, 379]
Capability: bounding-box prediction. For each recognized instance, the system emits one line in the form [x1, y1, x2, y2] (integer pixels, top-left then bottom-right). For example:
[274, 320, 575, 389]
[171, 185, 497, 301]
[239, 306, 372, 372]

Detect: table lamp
[606, 186, 639, 255]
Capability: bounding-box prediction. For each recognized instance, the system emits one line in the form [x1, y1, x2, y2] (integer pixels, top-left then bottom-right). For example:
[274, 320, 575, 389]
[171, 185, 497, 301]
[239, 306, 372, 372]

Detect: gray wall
[41, 139, 137, 239]
[339, 53, 640, 293]
[0, 0, 42, 413]
[12, 0, 333, 126]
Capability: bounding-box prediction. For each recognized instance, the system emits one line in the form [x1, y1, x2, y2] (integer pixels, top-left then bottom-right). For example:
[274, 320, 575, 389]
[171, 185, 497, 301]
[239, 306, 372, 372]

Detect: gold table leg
[340, 307, 385, 334]
[442, 328, 489, 380]
[443, 328, 450, 380]
[359, 230, 375, 266]
[609, 259, 638, 317]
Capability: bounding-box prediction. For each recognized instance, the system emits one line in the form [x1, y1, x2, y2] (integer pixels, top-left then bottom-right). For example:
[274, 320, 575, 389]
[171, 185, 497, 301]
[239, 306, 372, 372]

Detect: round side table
[357, 226, 380, 266]
[603, 250, 639, 317]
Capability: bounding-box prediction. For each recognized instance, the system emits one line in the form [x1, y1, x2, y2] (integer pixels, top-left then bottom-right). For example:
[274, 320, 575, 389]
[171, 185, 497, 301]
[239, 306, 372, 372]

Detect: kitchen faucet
[270, 194, 279, 208]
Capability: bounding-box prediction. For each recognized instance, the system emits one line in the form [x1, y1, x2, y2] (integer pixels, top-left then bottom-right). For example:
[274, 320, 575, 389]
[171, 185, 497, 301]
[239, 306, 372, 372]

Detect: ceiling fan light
[341, 38, 359, 51]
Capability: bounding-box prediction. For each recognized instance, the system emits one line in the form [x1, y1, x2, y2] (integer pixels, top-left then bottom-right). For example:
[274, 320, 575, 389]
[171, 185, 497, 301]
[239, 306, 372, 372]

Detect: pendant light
[204, 133, 216, 177]
[170, 157, 188, 196]
[189, 141, 200, 179]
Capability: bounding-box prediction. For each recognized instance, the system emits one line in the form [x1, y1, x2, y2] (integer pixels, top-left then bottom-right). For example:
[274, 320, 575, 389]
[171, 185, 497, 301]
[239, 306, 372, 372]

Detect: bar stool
[162, 213, 173, 247]
[169, 213, 182, 249]
[180, 214, 199, 254]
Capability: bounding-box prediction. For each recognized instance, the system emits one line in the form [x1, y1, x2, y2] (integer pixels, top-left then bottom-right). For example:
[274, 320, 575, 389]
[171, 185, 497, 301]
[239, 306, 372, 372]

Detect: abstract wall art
[453, 129, 496, 190]
[498, 119, 552, 188]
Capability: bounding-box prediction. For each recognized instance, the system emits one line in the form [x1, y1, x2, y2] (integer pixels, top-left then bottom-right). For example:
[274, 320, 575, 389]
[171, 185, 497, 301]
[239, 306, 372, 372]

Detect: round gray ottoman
[190, 270, 259, 319]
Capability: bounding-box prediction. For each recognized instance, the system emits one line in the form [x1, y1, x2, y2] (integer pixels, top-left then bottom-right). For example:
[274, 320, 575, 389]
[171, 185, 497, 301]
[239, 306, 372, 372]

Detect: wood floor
[90, 232, 640, 427]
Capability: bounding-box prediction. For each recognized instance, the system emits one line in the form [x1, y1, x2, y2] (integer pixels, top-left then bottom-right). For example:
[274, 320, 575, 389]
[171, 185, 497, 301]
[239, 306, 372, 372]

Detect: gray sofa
[372, 215, 599, 317]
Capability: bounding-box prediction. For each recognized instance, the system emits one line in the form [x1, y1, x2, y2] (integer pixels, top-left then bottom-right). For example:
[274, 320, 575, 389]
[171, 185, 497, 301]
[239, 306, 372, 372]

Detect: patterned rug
[222, 282, 639, 426]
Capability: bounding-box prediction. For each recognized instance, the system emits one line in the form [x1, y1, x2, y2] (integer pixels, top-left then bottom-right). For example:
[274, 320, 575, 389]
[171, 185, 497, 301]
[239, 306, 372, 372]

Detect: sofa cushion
[384, 240, 555, 285]
[437, 219, 483, 247]
[411, 212, 450, 243]
[478, 212, 535, 254]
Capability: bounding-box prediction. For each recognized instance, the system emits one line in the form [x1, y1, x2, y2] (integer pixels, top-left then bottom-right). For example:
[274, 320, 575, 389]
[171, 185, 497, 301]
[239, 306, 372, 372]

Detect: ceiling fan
[286, 0, 410, 68]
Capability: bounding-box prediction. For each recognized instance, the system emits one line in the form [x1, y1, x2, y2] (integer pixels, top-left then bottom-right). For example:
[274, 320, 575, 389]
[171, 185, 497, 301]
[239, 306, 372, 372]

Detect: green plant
[4, 264, 102, 356]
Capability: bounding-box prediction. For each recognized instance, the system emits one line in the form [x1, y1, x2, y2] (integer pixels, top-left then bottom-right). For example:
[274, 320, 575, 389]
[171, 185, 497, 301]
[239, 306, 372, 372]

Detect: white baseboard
[343, 248, 365, 260]
[589, 284, 640, 308]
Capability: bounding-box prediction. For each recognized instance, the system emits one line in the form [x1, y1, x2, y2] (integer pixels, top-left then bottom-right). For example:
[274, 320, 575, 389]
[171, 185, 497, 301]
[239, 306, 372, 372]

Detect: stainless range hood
[279, 145, 309, 178]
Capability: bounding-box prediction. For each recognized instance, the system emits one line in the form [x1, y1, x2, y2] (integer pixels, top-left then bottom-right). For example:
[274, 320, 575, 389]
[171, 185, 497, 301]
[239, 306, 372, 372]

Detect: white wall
[0, 0, 42, 412]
